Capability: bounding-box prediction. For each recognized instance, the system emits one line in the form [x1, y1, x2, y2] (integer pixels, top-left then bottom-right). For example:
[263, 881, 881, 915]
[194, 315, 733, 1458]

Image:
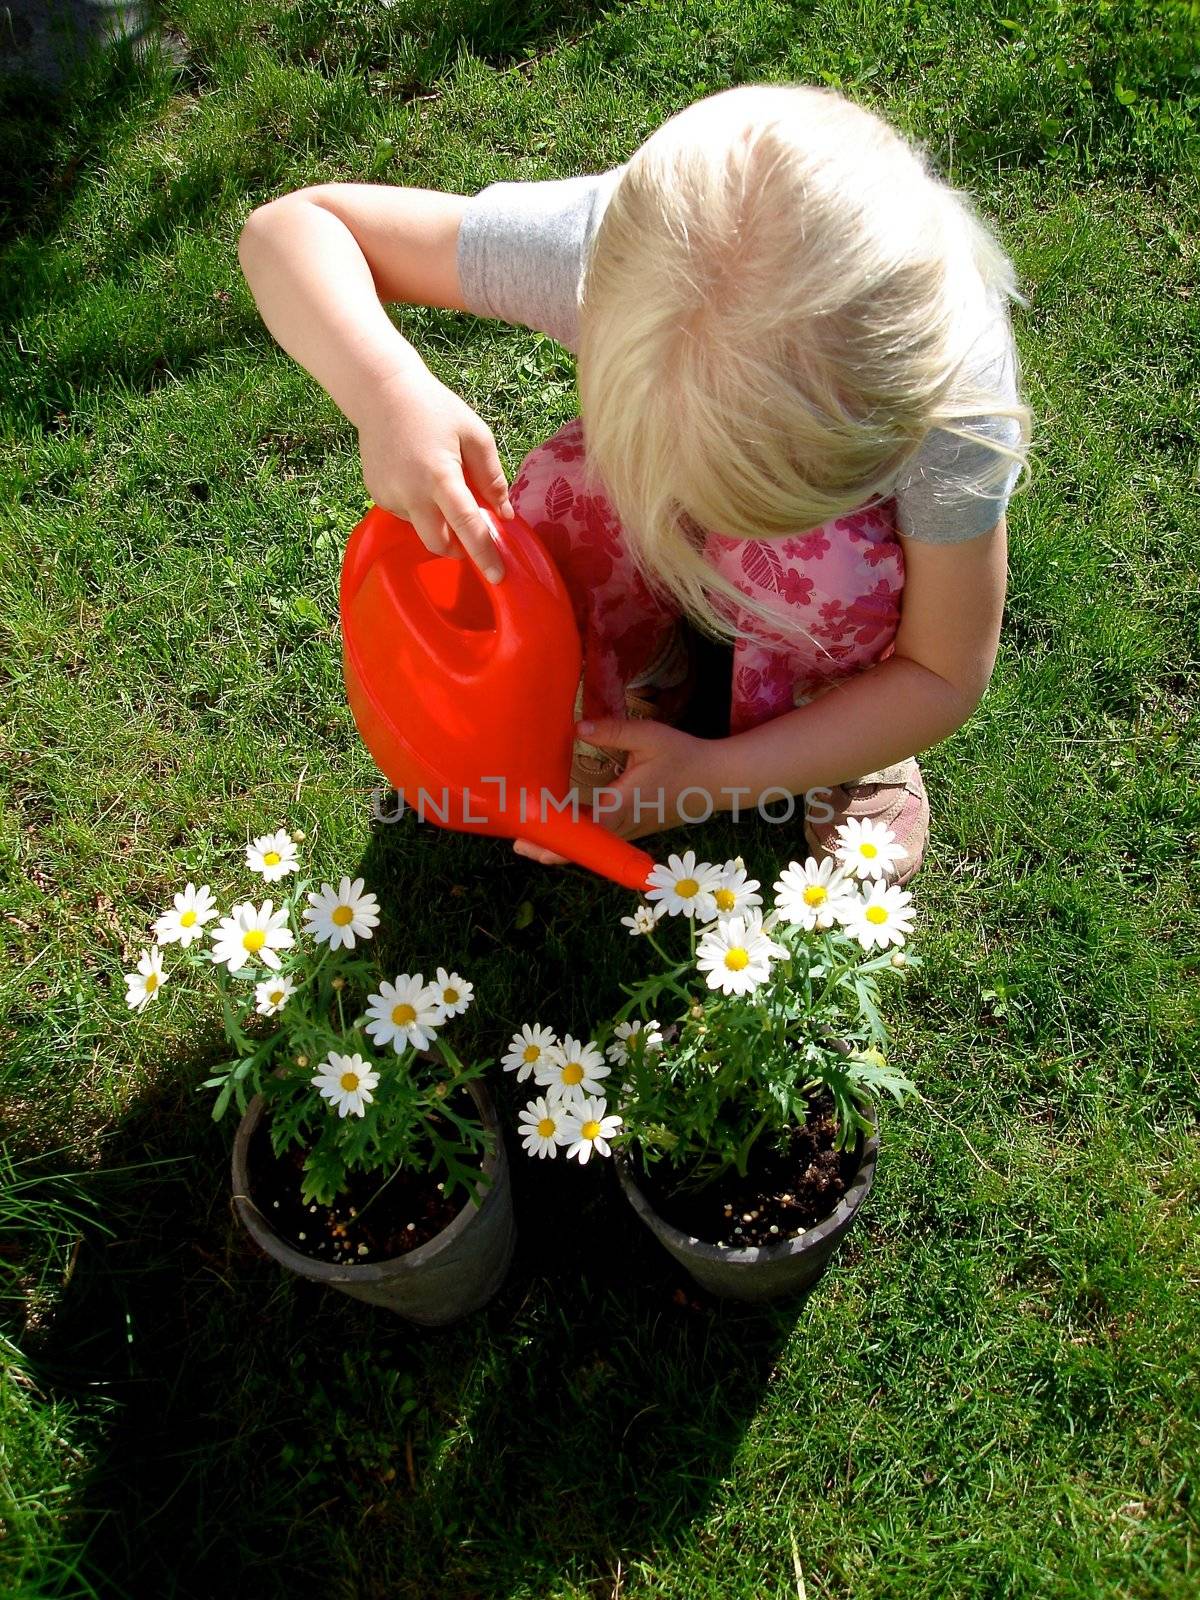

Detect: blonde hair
[576, 83, 1033, 644]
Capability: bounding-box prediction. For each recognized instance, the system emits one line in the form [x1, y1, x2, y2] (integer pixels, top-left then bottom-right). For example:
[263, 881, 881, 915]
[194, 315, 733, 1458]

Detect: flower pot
[231, 1077, 515, 1326]
[615, 1114, 878, 1304]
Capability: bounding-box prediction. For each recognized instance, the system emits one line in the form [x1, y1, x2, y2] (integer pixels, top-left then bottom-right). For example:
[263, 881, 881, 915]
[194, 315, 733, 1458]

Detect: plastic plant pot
[615, 1119, 879, 1304]
[231, 1078, 514, 1327]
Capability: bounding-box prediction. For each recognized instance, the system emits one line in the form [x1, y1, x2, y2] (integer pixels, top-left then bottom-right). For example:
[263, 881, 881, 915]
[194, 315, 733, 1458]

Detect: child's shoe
[570, 627, 693, 804]
[803, 759, 929, 888]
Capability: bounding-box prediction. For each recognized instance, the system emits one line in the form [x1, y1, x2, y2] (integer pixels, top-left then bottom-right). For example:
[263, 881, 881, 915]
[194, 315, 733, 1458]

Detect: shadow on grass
[0, 29, 176, 249]
[25, 789, 822, 1599]
[272, 0, 612, 78]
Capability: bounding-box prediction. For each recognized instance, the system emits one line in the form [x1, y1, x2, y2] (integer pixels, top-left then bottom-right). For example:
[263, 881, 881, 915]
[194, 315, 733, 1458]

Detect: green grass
[2, 0, 1198, 1595]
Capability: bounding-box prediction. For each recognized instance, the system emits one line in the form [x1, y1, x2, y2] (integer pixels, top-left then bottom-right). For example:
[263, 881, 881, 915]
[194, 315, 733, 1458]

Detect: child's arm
[706, 521, 1008, 798]
[238, 184, 513, 581]
[511, 521, 1006, 857]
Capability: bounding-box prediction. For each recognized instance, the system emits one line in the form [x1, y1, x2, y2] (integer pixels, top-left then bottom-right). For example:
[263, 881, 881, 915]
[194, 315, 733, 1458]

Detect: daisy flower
[152, 882, 218, 948]
[606, 1018, 664, 1066]
[303, 876, 380, 950]
[845, 881, 915, 952]
[312, 1052, 379, 1118]
[710, 859, 763, 920]
[535, 1034, 609, 1105]
[125, 946, 167, 1011]
[501, 1024, 557, 1081]
[620, 904, 661, 936]
[518, 1095, 571, 1159]
[560, 1096, 623, 1164]
[210, 900, 295, 973]
[645, 851, 723, 920]
[833, 817, 907, 882]
[773, 857, 857, 931]
[254, 974, 295, 1016]
[246, 829, 299, 882]
[364, 974, 445, 1053]
[431, 967, 473, 1017]
[695, 912, 787, 997]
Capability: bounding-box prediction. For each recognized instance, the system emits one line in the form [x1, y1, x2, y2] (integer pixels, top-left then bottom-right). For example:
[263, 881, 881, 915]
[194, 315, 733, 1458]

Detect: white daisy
[644, 851, 723, 920]
[246, 829, 299, 882]
[364, 974, 445, 1053]
[710, 860, 763, 920]
[845, 881, 915, 952]
[254, 974, 296, 1016]
[303, 876, 380, 950]
[125, 946, 167, 1011]
[695, 912, 787, 997]
[431, 966, 473, 1018]
[606, 1018, 664, 1066]
[773, 857, 857, 931]
[560, 1096, 623, 1164]
[210, 900, 295, 974]
[834, 817, 907, 882]
[312, 1051, 379, 1118]
[501, 1024, 557, 1081]
[518, 1095, 571, 1159]
[535, 1034, 609, 1105]
[620, 904, 661, 936]
[152, 882, 218, 948]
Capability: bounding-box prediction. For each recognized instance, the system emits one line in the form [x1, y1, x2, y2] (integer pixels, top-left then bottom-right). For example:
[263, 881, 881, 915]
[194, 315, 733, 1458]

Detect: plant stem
[352, 1158, 406, 1224]
[734, 1111, 771, 1178]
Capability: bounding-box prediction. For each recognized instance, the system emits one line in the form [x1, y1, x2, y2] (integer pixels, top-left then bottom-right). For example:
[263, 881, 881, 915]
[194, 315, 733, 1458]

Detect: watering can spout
[340, 505, 655, 894]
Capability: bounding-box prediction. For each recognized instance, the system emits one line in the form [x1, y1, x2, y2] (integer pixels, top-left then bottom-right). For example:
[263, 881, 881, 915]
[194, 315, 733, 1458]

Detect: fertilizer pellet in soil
[636, 1094, 861, 1249]
[246, 1118, 463, 1262]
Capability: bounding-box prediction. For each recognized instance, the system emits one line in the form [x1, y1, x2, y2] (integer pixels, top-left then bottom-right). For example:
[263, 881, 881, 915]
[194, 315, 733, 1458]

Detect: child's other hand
[512, 719, 716, 867]
[357, 367, 514, 584]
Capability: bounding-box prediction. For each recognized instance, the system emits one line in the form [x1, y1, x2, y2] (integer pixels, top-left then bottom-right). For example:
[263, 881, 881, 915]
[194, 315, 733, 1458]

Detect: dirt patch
[244, 1118, 465, 1266]
[635, 1095, 862, 1249]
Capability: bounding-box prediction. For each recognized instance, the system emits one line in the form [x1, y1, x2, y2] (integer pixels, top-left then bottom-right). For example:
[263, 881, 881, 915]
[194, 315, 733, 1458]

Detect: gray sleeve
[456, 169, 623, 352]
[893, 305, 1025, 541]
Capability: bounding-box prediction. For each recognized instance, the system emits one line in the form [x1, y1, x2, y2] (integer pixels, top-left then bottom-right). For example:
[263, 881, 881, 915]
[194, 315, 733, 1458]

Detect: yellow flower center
[145, 973, 158, 992]
[859, 841, 878, 860]
[714, 887, 736, 912]
[581, 1120, 602, 1141]
[263, 850, 281, 866]
[443, 987, 459, 1004]
[803, 885, 827, 906]
[865, 905, 888, 924]
[180, 909, 197, 927]
[675, 876, 700, 899]
[537, 1117, 556, 1138]
[242, 929, 266, 952]
[561, 1062, 585, 1085]
[522, 1044, 540, 1063]
[724, 947, 750, 971]
[392, 1003, 417, 1026]
[339, 1071, 360, 1092]
[269, 990, 285, 1005]
[332, 904, 354, 926]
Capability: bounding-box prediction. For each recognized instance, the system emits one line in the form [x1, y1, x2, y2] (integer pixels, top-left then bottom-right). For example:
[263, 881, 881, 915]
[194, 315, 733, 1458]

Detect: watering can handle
[344, 505, 562, 682]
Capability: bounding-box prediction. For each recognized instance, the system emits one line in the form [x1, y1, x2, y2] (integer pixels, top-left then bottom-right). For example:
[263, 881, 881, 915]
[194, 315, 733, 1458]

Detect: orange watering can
[340, 504, 655, 893]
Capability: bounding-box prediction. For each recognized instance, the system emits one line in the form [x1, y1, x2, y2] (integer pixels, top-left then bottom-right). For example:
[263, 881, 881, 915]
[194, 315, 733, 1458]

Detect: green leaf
[212, 1078, 234, 1121]
[286, 594, 325, 629]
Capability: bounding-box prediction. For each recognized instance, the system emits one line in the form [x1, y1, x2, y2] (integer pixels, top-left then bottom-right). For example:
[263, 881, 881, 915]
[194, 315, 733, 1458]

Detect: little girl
[239, 83, 1031, 884]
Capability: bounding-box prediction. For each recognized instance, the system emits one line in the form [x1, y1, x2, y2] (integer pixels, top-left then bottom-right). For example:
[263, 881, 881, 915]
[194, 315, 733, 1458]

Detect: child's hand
[513, 719, 717, 866]
[357, 367, 514, 584]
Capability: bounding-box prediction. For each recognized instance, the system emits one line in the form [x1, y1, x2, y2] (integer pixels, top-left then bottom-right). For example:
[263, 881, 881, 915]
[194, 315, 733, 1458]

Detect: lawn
[1, 1, 1198, 1596]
